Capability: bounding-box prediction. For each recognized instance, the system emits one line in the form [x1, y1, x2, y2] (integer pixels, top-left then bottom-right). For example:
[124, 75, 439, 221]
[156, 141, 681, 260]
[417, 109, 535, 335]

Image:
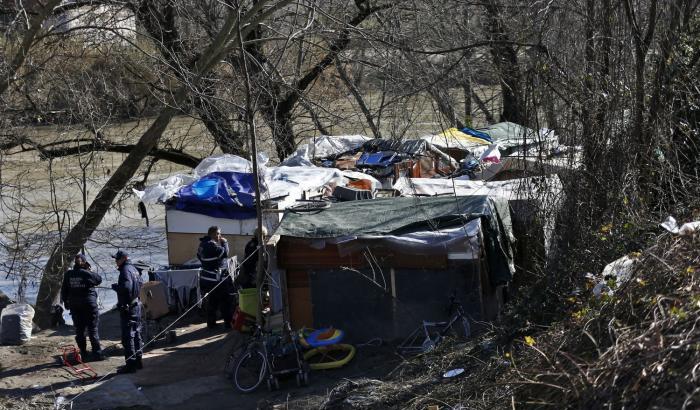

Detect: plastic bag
[661, 216, 700, 236]
[0, 303, 35, 345]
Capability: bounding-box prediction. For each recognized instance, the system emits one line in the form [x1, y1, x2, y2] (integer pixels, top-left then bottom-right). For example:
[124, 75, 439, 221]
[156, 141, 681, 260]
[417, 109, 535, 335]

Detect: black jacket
[237, 237, 267, 288]
[197, 236, 229, 284]
[115, 260, 143, 308]
[61, 267, 102, 309]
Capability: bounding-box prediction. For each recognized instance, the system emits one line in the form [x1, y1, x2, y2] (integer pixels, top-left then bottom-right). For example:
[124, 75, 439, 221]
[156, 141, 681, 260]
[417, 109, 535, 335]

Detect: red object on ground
[60, 345, 97, 380]
[232, 306, 256, 332]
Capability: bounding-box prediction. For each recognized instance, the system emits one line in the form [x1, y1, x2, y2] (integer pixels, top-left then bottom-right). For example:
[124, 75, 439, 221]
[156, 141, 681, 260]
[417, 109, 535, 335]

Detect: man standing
[111, 250, 144, 374]
[236, 226, 268, 290]
[197, 226, 235, 329]
[60, 254, 105, 361]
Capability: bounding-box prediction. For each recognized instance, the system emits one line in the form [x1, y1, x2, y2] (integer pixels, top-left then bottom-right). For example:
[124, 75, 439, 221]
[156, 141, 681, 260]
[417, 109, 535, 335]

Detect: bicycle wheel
[442, 315, 471, 339]
[233, 347, 267, 393]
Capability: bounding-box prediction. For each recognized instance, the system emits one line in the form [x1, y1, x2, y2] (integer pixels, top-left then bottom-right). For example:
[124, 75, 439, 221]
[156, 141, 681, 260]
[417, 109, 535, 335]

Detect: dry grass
[281, 226, 700, 409]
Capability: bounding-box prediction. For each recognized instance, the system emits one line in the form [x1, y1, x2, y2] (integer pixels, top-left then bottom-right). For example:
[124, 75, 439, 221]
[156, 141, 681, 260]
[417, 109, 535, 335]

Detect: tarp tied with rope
[276, 196, 515, 285]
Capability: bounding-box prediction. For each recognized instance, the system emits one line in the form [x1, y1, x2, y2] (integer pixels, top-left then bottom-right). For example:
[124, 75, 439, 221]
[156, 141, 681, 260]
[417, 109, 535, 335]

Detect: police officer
[111, 250, 144, 374]
[197, 226, 235, 329]
[60, 253, 105, 361]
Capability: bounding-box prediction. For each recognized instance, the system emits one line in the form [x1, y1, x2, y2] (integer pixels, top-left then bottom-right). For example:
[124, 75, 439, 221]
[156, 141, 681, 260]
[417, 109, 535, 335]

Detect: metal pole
[238, 13, 266, 327]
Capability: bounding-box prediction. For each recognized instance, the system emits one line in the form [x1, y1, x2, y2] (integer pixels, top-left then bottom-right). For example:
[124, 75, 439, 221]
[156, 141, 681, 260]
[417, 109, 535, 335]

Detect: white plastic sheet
[0, 303, 35, 344]
[193, 153, 267, 177]
[592, 254, 640, 298]
[393, 176, 561, 200]
[135, 174, 196, 204]
[661, 216, 700, 236]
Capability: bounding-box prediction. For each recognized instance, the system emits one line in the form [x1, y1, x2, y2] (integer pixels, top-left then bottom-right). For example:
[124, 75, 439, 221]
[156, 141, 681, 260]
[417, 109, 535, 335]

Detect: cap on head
[75, 253, 87, 262]
[111, 250, 128, 260]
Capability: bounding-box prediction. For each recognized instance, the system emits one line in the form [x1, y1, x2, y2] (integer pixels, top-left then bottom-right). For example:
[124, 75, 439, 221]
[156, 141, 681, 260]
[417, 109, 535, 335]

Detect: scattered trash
[661, 216, 700, 237]
[603, 254, 639, 284]
[53, 396, 71, 410]
[592, 281, 613, 298]
[442, 368, 465, 379]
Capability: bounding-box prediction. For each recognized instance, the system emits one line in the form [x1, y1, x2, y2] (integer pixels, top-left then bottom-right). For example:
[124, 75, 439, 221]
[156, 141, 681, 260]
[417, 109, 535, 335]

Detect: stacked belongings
[323, 138, 458, 187]
[355, 139, 403, 178]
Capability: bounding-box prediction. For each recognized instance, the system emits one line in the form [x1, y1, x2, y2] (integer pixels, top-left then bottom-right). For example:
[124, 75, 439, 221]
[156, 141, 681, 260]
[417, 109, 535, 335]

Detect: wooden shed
[270, 196, 515, 342]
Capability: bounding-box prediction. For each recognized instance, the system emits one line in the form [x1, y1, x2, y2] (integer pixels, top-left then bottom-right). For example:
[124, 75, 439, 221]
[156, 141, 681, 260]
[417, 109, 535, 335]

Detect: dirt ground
[0, 308, 401, 410]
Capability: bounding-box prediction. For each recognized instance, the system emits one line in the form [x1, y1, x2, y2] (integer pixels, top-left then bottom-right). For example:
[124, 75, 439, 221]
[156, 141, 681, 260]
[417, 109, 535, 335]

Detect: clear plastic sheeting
[281, 135, 371, 166]
[332, 219, 482, 258]
[135, 174, 196, 204]
[266, 166, 344, 199]
[193, 153, 268, 178]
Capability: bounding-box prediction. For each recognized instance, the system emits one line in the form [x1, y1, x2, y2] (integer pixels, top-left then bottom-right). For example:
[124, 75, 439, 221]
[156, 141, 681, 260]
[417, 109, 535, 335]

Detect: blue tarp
[460, 126, 493, 143]
[173, 172, 258, 219]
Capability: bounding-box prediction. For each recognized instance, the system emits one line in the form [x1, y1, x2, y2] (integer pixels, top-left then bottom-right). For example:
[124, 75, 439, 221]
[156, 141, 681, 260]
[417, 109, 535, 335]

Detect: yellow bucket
[238, 288, 259, 316]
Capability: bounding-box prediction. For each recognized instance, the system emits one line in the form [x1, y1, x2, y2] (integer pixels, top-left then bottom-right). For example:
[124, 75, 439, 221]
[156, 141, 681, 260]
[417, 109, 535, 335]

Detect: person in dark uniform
[60, 254, 105, 361]
[111, 250, 144, 374]
[236, 227, 268, 290]
[197, 226, 235, 329]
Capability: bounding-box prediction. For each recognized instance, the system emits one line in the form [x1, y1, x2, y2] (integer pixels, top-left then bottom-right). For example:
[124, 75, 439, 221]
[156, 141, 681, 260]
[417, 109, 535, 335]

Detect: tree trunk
[34, 103, 181, 328]
[483, 0, 524, 125]
[463, 79, 472, 126]
[34, 0, 290, 327]
[336, 61, 382, 138]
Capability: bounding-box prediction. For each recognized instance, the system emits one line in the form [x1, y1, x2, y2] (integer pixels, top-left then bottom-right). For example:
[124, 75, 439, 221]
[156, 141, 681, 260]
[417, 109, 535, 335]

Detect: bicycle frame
[397, 301, 471, 355]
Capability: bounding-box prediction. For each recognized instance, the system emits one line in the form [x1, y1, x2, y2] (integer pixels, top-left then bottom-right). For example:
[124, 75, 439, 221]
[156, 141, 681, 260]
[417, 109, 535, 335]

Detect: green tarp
[277, 196, 515, 285]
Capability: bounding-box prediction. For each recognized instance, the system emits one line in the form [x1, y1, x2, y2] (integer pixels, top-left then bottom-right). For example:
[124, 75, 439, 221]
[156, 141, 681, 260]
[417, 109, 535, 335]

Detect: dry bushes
[308, 225, 699, 410]
[511, 231, 700, 409]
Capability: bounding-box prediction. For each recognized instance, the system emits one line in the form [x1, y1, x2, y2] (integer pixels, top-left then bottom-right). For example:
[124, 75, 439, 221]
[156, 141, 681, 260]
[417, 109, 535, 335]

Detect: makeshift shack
[271, 195, 515, 342]
[139, 154, 379, 266]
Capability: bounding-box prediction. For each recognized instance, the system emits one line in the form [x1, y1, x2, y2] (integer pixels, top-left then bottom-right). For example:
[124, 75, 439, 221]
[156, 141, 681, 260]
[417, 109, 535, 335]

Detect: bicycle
[229, 322, 309, 393]
[397, 295, 471, 355]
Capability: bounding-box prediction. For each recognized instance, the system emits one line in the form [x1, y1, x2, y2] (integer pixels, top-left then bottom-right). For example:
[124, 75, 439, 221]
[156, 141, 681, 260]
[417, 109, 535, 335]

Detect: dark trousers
[201, 276, 235, 327]
[70, 304, 102, 355]
[120, 303, 143, 365]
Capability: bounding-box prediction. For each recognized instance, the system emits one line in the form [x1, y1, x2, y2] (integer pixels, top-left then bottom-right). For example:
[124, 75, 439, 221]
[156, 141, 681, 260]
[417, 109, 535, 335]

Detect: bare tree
[33, 0, 294, 327]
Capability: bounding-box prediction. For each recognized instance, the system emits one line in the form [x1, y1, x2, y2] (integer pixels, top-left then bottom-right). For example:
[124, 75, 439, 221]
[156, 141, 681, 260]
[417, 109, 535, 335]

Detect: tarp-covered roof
[172, 171, 257, 219]
[277, 195, 515, 284]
